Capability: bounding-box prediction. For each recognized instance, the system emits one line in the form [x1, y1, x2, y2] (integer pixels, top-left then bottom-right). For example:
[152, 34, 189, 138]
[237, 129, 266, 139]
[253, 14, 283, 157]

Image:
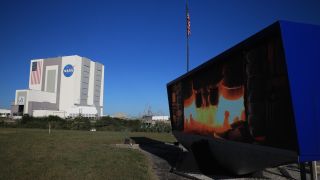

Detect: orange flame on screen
[183, 81, 245, 137]
[219, 80, 244, 100]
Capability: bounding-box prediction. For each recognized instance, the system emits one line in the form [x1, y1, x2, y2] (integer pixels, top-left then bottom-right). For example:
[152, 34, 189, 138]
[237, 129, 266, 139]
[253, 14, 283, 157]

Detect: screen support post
[300, 162, 306, 180]
[310, 161, 318, 180]
[300, 161, 318, 180]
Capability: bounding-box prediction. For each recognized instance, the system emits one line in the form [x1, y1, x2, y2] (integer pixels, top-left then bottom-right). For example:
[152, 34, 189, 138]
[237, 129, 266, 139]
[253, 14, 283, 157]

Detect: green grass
[0, 128, 176, 180]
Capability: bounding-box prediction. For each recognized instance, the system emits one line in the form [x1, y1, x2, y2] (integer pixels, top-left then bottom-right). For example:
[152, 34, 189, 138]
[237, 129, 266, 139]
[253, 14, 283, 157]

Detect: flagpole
[186, 0, 190, 72]
[187, 30, 189, 72]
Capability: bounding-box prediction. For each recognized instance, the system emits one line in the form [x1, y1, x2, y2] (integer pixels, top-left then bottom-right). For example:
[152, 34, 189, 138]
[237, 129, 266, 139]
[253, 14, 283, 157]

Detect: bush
[1, 115, 171, 133]
[16, 115, 92, 130]
[0, 117, 17, 128]
[0, 118, 4, 126]
[138, 121, 171, 133]
[95, 116, 133, 131]
[95, 116, 171, 133]
[47, 116, 71, 130]
[70, 117, 91, 130]
[19, 115, 47, 129]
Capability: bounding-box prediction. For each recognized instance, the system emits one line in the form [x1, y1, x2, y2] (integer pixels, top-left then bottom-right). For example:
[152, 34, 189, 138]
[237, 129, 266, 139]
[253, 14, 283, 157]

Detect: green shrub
[17, 115, 92, 130]
[70, 117, 91, 130]
[95, 116, 127, 131]
[138, 121, 171, 133]
[0, 117, 17, 128]
[1, 115, 171, 133]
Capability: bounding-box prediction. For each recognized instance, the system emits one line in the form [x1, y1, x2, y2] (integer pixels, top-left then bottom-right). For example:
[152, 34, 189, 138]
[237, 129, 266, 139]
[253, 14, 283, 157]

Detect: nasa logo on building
[63, 64, 74, 77]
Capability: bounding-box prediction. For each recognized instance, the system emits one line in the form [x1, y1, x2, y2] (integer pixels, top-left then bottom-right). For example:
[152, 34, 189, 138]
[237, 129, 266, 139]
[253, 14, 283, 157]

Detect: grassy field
[0, 128, 176, 180]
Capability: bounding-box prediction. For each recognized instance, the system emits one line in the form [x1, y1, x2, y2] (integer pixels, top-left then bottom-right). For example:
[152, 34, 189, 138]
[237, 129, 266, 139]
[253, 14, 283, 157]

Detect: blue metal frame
[280, 21, 320, 162]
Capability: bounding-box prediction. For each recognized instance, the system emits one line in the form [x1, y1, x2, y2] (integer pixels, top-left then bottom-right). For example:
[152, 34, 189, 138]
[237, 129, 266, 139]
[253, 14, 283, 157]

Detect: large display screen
[183, 56, 248, 141]
[168, 37, 298, 151]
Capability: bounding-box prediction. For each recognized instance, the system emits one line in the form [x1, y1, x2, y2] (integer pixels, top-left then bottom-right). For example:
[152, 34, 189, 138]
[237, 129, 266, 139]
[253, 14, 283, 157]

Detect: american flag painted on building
[30, 61, 42, 85]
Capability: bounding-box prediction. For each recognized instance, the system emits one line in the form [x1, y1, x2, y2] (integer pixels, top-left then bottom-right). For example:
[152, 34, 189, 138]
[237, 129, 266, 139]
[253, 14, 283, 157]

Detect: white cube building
[11, 55, 104, 118]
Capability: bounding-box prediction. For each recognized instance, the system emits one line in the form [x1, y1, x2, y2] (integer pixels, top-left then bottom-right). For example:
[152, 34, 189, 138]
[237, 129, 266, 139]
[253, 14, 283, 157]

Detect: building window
[32, 62, 37, 71]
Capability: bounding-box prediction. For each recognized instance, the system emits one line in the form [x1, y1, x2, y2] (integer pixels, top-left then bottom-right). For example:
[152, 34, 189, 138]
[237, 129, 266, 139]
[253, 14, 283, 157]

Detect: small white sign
[17, 96, 25, 105]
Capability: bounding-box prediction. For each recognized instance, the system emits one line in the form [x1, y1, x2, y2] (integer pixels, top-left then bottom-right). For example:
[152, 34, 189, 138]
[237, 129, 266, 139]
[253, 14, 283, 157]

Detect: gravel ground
[131, 137, 319, 180]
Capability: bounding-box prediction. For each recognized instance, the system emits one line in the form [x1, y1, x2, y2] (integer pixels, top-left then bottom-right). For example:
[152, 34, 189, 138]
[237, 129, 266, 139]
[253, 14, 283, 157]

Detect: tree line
[0, 115, 171, 133]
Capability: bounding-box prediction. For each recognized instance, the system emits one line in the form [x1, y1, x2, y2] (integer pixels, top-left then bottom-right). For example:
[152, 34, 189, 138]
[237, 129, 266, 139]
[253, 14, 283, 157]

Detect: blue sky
[0, 0, 320, 117]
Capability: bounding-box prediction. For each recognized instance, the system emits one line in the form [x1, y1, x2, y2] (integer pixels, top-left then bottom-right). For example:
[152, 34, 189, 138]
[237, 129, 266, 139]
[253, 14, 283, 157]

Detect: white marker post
[49, 122, 51, 135]
[311, 161, 318, 180]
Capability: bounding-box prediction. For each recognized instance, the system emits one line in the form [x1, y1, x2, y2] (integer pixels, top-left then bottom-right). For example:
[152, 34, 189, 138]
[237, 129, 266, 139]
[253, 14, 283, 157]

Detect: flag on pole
[30, 61, 42, 85]
[186, 3, 191, 37]
[186, 0, 191, 72]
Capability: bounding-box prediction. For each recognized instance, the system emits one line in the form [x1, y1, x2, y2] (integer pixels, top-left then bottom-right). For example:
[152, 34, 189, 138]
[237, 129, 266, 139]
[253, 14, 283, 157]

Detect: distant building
[151, 116, 169, 121]
[11, 55, 104, 118]
[111, 112, 128, 119]
[0, 109, 10, 117]
[142, 115, 169, 122]
[142, 115, 152, 121]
